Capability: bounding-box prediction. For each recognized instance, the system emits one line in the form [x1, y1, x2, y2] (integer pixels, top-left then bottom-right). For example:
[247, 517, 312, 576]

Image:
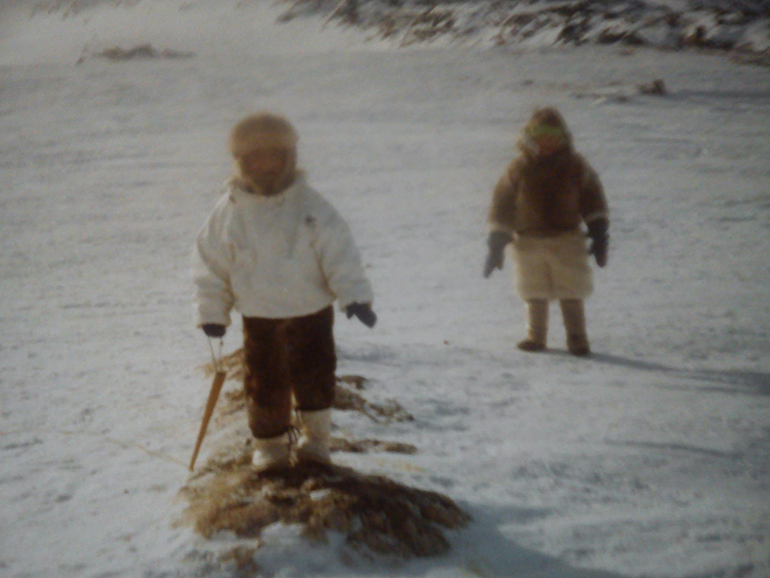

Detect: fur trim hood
[517, 107, 574, 158]
[228, 112, 299, 158]
[229, 112, 299, 196]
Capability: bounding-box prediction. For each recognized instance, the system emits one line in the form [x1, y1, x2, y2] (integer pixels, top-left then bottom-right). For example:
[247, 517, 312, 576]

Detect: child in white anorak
[192, 112, 376, 471]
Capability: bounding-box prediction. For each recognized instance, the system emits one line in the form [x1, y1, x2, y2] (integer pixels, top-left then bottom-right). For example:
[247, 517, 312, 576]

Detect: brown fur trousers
[242, 306, 336, 439]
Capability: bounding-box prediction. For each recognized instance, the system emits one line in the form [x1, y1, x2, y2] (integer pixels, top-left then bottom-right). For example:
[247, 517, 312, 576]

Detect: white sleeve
[313, 201, 374, 311]
[191, 206, 235, 327]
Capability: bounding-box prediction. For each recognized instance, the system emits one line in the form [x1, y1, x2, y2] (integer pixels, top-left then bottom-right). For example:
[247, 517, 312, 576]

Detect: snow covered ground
[1, 1, 769, 577]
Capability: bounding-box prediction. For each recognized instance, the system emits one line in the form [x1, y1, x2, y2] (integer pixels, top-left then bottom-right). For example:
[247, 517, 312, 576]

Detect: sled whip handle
[189, 338, 226, 472]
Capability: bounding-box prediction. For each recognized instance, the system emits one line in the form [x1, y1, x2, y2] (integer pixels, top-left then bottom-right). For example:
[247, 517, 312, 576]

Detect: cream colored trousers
[512, 231, 593, 301]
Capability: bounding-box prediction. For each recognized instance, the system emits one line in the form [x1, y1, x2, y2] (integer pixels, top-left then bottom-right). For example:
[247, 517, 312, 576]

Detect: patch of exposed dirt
[77, 43, 195, 63]
[180, 461, 470, 559]
[183, 348, 467, 567]
[330, 437, 418, 454]
[180, 349, 470, 564]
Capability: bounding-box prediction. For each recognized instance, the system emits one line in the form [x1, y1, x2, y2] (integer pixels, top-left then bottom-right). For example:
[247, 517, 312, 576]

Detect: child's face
[534, 134, 563, 157]
[528, 124, 566, 157]
[239, 148, 290, 192]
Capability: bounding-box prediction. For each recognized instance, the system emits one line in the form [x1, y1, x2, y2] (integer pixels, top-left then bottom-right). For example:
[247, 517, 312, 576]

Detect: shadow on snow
[590, 352, 770, 397]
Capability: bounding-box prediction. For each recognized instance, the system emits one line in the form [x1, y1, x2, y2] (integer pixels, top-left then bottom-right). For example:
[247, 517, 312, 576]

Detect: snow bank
[280, 0, 770, 55]
[4, 0, 769, 64]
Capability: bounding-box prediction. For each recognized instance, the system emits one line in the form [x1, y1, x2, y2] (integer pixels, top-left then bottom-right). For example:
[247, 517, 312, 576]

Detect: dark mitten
[346, 303, 377, 328]
[587, 219, 609, 268]
[483, 231, 513, 278]
[201, 323, 226, 338]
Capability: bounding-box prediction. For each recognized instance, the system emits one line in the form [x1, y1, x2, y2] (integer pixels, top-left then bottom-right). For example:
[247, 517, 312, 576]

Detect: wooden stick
[189, 370, 227, 471]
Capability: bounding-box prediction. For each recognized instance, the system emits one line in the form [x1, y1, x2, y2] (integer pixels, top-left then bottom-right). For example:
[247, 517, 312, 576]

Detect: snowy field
[1, 1, 769, 577]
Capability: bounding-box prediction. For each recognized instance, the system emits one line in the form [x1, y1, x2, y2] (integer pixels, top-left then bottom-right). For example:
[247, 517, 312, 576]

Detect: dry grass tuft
[98, 44, 194, 61]
[336, 375, 415, 423]
[202, 349, 414, 423]
[180, 461, 470, 558]
[637, 78, 667, 95]
[219, 545, 261, 575]
[337, 374, 367, 390]
[330, 437, 418, 455]
[202, 348, 247, 380]
[183, 348, 467, 563]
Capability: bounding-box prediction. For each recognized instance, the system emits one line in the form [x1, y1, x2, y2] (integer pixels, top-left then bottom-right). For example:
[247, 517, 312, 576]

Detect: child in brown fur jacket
[483, 107, 609, 356]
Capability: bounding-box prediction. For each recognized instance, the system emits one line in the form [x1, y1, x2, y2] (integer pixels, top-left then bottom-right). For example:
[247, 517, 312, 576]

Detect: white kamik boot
[295, 409, 332, 465]
[252, 432, 291, 472]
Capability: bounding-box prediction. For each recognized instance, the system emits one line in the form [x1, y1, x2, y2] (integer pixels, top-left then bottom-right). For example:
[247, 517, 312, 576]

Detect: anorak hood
[517, 107, 574, 159]
[229, 111, 299, 196]
[229, 112, 298, 157]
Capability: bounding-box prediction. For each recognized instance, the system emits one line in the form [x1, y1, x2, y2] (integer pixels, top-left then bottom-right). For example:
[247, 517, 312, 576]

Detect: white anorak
[192, 176, 374, 326]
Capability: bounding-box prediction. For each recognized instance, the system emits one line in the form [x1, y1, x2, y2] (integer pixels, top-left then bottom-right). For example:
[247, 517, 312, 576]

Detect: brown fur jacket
[488, 127, 608, 237]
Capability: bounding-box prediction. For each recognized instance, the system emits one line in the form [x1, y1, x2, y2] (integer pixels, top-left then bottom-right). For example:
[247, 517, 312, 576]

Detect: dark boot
[560, 299, 590, 356]
[517, 299, 548, 352]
